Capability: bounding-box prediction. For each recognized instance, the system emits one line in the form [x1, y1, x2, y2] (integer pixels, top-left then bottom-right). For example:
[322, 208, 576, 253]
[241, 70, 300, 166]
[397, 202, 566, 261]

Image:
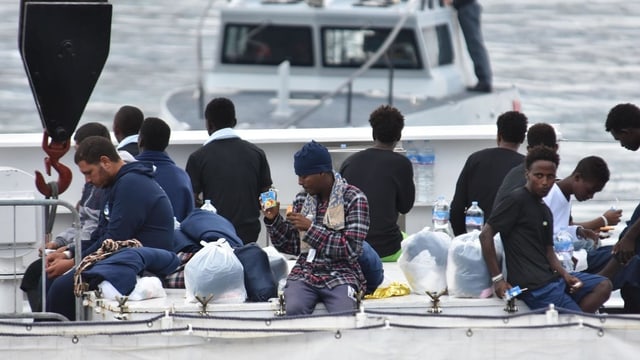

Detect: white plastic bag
[98, 276, 167, 301]
[446, 230, 504, 298]
[398, 228, 451, 295]
[184, 239, 247, 304]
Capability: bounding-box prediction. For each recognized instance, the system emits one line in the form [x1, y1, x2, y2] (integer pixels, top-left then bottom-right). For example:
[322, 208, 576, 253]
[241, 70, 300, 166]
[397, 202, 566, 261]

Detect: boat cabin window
[422, 24, 454, 66]
[221, 24, 313, 66]
[321, 27, 422, 69]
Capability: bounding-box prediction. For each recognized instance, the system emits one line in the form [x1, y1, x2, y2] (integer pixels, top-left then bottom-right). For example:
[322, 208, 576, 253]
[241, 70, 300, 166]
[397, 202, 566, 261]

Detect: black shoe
[466, 83, 492, 93]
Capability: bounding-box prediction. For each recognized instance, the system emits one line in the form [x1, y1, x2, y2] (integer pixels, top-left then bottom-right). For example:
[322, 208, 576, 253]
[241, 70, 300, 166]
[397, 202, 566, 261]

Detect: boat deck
[164, 86, 515, 130]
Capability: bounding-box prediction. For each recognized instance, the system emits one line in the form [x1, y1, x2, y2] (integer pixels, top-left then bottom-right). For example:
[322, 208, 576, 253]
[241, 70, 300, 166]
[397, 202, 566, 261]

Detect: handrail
[0, 199, 81, 321]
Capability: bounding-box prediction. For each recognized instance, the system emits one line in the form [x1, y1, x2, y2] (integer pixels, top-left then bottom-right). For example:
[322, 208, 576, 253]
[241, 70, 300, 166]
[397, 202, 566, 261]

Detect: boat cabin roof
[208, 0, 458, 93]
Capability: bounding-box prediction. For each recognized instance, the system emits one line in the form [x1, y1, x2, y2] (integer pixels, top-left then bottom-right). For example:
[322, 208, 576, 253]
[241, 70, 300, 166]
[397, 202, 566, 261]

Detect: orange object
[286, 205, 293, 214]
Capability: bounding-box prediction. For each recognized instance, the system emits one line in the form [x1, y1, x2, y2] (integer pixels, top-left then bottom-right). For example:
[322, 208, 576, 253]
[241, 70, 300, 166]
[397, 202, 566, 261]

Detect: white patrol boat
[160, 0, 520, 130]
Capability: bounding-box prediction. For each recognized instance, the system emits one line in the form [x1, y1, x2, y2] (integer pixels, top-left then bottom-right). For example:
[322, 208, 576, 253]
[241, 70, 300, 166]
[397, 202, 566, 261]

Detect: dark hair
[605, 103, 640, 132]
[526, 123, 557, 148]
[74, 122, 110, 144]
[369, 105, 404, 143]
[74, 136, 120, 165]
[496, 111, 527, 144]
[139, 117, 170, 152]
[525, 145, 559, 170]
[573, 156, 609, 184]
[114, 105, 144, 136]
[205, 97, 237, 130]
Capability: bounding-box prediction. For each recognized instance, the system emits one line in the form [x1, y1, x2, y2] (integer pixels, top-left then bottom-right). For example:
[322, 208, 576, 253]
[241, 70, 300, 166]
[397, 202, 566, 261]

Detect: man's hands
[262, 201, 281, 221]
[45, 252, 74, 279]
[562, 273, 583, 294]
[286, 212, 312, 232]
[493, 280, 511, 299]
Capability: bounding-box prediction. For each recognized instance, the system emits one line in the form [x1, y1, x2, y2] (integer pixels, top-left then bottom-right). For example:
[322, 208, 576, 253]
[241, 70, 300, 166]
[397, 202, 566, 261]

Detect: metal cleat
[426, 289, 447, 314]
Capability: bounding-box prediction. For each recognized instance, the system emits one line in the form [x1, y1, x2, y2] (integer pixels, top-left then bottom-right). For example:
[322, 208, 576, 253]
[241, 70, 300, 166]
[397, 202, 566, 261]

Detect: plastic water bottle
[432, 196, 451, 234]
[200, 199, 217, 213]
[419, 147, 435, 203]
[465, 201, 484, 232]
[554, 230, 574, 271]
[406, 141, 434, 203]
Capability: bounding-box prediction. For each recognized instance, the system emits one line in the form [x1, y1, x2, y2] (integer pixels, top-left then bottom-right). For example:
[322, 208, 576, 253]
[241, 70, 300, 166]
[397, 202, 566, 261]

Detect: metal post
[346, 82, 353, 126]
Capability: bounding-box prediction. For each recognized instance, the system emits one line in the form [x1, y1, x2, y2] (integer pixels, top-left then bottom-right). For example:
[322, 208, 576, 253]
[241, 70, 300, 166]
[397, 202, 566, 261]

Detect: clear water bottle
[465, 201, 484, 232]
[432, 195, 451, 234]
[419, 147, 435, 203]
[554, 230, 574, 271]
[406, 141, 434, 203]
[200, 199, 217, 213]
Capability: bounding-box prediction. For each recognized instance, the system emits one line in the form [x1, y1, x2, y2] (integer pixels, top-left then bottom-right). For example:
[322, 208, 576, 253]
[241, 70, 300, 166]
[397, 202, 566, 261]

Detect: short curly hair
[496, 111, 527, 144]
[369, 105, 404, 143]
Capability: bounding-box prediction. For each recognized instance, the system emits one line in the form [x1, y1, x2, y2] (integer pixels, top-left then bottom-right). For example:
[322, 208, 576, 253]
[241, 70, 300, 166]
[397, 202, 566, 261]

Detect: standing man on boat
[339, 105, 414, 262]
[450, 111, 527, 236]
[186, 97, 273, 244]
[445, 0, 493, 92]
[112, 105, 144, 157]
[480, 145, 612, 312]
[262, 141, 369, 315]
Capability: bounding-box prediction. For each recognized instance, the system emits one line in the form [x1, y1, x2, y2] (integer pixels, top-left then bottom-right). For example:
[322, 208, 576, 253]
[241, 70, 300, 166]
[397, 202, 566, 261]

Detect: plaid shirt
[266, 185, 369, 292]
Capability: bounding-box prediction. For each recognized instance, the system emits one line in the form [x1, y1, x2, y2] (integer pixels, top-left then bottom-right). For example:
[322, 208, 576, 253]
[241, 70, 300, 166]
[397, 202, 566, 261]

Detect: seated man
[263, 141, 369, 315]
[45, 136, 175, 320]
[20, 122, 110, 312]
[136, 117, 195, 222]
[542, 155, 640, 313]
[340, 105, 414, 261]
[543, 156, 621, 246]
[480, 145, 612, 312]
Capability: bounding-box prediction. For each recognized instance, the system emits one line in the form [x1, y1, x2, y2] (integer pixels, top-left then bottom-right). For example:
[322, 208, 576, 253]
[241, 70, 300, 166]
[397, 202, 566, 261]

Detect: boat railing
[0, 199, 81, 321]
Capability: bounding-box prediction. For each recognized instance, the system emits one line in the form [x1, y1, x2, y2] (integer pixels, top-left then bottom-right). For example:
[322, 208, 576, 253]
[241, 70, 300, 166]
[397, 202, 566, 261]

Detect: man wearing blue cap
[263, 140, 370, 315]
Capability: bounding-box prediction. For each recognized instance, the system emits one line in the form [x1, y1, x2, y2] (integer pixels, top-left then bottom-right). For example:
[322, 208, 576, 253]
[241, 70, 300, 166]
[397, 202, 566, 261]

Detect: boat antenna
[283, 0, 417, 128]
[196, 0, 217, 120]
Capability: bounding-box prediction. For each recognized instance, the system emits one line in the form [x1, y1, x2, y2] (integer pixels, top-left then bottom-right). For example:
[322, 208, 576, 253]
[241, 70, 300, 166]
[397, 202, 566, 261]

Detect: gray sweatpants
[284, 279, 356, 316]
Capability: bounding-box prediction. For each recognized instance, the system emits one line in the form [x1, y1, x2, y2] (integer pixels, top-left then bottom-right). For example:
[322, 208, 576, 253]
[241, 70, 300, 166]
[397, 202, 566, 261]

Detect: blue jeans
[519, 272, 607, 312]
[457, 1, 492, 86]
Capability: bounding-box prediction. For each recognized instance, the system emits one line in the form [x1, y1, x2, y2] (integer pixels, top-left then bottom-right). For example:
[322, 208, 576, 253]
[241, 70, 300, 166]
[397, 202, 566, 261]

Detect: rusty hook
[35, 131, 73, 197]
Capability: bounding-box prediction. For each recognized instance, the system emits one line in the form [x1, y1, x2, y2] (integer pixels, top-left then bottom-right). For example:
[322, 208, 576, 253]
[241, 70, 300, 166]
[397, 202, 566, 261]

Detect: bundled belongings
[184, 239, 247, 304]
[398, 228, 450, 295]
[446, 231, 505, 298]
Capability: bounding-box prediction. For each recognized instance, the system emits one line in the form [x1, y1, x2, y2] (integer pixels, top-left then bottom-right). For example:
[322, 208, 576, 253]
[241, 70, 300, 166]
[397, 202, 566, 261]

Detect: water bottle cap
[472, 201, 478, 206]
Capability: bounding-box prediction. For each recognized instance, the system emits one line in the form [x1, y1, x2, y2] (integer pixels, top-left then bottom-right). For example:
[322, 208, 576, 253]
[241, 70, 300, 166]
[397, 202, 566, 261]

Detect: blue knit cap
[294, 140, 333, 176]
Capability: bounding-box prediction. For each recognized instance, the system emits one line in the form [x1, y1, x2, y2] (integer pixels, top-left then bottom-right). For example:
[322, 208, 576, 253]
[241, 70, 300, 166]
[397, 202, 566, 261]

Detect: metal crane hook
[35, 131, 72, 198]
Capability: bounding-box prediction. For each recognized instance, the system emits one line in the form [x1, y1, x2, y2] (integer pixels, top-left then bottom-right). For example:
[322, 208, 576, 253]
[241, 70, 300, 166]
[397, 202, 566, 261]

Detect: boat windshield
[219, 23, 453, 70]
[221, 23, 314, 66]
[322, 27, 423, 69]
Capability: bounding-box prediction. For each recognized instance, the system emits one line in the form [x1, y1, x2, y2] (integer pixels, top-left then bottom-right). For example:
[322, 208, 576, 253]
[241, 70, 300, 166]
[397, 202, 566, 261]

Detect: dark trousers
[284, 279, 356, 316]
[457, 1, 492, 86]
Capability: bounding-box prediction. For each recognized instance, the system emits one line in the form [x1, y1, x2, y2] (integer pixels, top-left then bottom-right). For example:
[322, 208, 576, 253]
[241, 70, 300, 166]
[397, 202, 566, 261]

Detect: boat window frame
[220, 23, 315, 67]
[320, 26, 423, 69]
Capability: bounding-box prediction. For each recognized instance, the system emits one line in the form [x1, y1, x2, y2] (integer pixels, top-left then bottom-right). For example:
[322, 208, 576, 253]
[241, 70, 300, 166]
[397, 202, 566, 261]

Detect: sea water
[0, 0, 639, 219]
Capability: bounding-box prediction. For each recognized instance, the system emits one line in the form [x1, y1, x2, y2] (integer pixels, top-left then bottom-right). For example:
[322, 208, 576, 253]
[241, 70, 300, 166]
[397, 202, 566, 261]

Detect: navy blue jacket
[83, 161, 175, 257]
[136, 150, 195, 222]
[82, 247, 180, 295]
[173, 209, 244, 253]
